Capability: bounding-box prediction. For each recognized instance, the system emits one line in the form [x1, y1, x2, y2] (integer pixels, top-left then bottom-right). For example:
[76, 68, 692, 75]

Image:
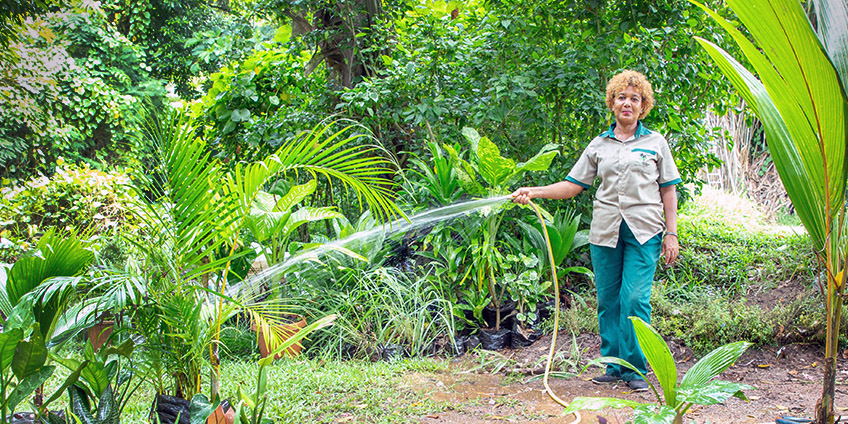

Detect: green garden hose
[528, 199, 581, 424]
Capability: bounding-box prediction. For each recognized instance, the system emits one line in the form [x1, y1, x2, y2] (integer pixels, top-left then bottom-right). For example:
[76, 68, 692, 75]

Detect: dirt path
[403, 334, 848, 423]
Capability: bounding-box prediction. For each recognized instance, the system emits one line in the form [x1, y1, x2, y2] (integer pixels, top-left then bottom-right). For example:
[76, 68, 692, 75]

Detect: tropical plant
[45, 339, 141, 424]
[118, 108, 401, 403]
[563, 317, 753, 424]
[445, 127, 558, 330]
[516, 208, 592, 282]
[687, 0, 848, 421]
[501, 254, 544, 325]
[405, 141, 466, 207]
[0, 307, 88, 424]
[0, 229, 94, 343]
[244, 179, 345, 266]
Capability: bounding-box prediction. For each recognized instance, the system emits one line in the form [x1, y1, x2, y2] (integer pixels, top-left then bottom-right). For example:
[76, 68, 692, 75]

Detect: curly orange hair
[605, 70, 654, 119]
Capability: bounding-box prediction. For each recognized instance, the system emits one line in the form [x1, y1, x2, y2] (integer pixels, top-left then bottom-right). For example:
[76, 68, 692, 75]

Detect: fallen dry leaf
[426, 415, 440, 419]
[758, 364, 772, 368]
[775, 404, 789, 411]
[788, 370, 799, 375]
[812, 362, 818, 368]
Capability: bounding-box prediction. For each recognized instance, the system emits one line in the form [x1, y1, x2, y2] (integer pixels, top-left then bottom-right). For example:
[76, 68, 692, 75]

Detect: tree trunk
[816, 288, 843, 424]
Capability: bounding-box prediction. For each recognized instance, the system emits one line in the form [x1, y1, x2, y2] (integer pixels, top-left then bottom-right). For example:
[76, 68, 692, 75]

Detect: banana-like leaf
[562, 396, 647, 414]
[677, 380, 754, 405]
[631, 317, 678, 407]
[680, 340, 751, 388]
[690, 0, 847, 262]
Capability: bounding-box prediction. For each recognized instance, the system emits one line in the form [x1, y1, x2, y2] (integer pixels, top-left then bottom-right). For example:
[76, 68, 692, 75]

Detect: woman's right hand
[511, 187, 534, 204]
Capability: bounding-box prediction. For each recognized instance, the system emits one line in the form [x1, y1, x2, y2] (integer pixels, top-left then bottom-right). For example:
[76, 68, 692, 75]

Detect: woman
[512, 70, 680, 391]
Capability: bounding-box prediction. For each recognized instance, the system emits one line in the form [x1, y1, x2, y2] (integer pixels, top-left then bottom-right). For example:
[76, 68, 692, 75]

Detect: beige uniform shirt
[566, 122, 682, 248]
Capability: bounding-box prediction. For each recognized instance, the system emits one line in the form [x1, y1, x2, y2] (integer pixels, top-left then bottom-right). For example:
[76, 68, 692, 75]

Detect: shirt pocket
[629, 148, 658, 172]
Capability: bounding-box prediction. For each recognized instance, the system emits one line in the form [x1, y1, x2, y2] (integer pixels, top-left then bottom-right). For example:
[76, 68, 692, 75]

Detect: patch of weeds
[658, 217, 815, 295]
[539, 289, 598, 335]
[527, 331, 591, 381]
[651, 281, 775, 353]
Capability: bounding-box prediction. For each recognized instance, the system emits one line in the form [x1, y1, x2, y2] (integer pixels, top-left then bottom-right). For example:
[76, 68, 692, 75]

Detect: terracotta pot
[88, 319, 114, 351]
[207, 399, 234, 424]
[251, 315, 307, 360]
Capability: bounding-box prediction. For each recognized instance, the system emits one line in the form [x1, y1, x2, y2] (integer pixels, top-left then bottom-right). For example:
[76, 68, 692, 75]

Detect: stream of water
[227, 195, 512, 298]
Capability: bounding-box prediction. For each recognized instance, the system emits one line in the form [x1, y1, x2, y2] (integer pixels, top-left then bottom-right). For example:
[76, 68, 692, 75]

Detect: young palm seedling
[563, 317, 753, 424]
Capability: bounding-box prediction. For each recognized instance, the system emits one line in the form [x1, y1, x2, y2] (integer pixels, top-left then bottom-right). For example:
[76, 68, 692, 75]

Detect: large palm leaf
[689, 0, 847, 421]
[691, 0, 847, 261]
[132, 108, 243, 284]
[0, 229, 93, 341]
[223, 120, 403, 231]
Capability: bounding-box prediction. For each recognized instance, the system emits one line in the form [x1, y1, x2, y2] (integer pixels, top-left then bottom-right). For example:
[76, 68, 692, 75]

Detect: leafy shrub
[0, 163, 136, 241]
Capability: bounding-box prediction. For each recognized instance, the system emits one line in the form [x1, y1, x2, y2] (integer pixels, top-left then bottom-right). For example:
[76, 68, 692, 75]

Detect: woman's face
[612, 85, 643, 126]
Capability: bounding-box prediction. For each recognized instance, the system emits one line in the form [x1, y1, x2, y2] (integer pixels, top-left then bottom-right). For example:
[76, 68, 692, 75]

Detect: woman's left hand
[662, 234, 679, 265]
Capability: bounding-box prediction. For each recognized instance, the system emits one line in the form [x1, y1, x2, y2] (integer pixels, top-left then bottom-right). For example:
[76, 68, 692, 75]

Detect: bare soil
[402, 333, 848, 423]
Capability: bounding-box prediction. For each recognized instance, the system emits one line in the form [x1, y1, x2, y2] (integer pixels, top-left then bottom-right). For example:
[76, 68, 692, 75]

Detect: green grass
[115, 357, 449, 423]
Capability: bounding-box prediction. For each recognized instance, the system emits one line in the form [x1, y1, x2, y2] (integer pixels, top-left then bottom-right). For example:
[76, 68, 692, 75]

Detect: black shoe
[591, 374, 621, 384]
[627, 379, 649, 392]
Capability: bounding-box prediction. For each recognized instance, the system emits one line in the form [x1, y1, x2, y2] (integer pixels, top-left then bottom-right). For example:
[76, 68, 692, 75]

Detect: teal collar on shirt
[599, 121, 653, 140]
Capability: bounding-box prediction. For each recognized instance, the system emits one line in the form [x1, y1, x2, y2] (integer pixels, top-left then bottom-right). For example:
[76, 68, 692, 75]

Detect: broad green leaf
[632, 404, 677, 424]
[101, 339, 134, 358]
[0, 329, 22, 372]
[562, 396, 646, 414]
[78, 357, 110, 400]
[245, 206, 291, 243]
[677, 380, 754, 405]
[691, 0, 847, 260]
[680, 341, 750, 388]
[274, 179, 317, 213]
[813, 0, 848, 91]
[514, 144, 558, 173]
[444, 144, 485, 196]
[281, 207, 345, 238]
[189, 393, 216, 424]
[475, 136, 514, 187]
[631, 317, 677, 407]
[461, 127, 481, 153]
[12, 322, 47, 380]
[5, 365, 54, 413]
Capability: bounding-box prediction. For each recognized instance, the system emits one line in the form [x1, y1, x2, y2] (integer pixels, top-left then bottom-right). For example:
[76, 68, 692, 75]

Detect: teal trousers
[590, 220, 662, 382]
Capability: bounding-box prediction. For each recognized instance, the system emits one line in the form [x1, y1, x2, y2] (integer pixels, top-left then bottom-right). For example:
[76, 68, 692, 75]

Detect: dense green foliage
[0, 0, 834, 422]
